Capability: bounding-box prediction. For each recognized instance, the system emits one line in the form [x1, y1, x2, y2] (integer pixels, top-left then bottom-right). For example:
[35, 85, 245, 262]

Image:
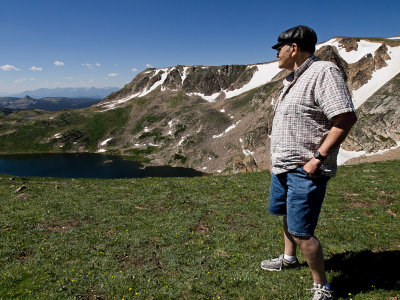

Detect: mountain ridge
[0, 95, 103, 111]
[6, 87, 120, 99]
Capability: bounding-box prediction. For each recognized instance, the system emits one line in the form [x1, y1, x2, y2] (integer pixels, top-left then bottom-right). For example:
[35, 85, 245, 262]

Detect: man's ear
[291, 43, 298, 57]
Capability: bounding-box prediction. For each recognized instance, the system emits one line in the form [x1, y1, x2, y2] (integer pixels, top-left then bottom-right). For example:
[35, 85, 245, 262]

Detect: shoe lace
[308, 286, 333, 300]
[265, 255, 284, 270]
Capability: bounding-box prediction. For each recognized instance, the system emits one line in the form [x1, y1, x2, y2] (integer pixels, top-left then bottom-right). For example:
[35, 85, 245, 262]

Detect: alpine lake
[0, 153, 203, 179]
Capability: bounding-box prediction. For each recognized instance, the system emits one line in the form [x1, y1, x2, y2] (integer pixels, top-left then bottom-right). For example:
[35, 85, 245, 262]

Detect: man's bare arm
[303, 112, 357, 175]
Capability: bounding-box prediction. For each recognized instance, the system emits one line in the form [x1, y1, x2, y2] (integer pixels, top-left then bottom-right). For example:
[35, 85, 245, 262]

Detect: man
[261, 25, 357, 300]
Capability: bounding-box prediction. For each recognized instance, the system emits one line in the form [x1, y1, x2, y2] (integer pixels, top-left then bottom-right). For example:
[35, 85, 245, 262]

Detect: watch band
[314, 151, 327, 161]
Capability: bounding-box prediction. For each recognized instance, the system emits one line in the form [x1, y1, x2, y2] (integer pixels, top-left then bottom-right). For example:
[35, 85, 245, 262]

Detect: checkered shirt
[270, 55, 355, 177]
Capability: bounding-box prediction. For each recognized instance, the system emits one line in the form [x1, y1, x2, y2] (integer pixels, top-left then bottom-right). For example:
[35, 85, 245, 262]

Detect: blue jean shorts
[268, 167, 330, 237]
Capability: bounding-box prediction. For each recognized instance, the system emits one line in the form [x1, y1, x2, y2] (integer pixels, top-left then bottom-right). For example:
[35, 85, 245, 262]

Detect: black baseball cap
[272, 25, 317, 50]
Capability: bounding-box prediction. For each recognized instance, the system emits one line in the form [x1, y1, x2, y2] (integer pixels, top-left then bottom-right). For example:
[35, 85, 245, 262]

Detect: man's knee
[291, 234, 318, 247]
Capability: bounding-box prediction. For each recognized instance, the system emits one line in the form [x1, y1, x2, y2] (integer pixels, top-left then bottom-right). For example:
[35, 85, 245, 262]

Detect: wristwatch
[314, 151, 327, 161]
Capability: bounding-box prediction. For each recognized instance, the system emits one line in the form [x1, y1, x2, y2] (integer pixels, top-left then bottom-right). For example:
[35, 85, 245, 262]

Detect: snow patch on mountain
[101, 62, 281, 107]
[98, 93, 136, 111]
[225, 62, 280, 98]
[188, 91, 220, 102]
[140, 68, 170, 97]
[338, 141, 400, 165]
[213, 120, 241, 139]
[317, 38, 382, 64]
[187, 62, 280, 102]
[352, 45, 400, 108]
[100, 138, 113, 146]
[178, 136, 186, 146]
[239, 138, 254, 156]
[181, 67, 190, 82]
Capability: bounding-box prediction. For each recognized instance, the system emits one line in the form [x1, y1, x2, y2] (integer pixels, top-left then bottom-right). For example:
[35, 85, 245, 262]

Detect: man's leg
[285, 168, 330, 284]
[283, 217, 297, 256]
[293, 235, 326, 284]
[261, 173, 300, 271]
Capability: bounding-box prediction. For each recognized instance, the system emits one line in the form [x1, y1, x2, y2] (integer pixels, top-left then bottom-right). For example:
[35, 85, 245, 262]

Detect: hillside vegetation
[0, 107, 132, 156]
[0, 160, 399, 299]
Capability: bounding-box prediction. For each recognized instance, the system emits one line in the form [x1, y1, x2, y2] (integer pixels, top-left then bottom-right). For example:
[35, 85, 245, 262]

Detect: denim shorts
[268, 167, 330, 237]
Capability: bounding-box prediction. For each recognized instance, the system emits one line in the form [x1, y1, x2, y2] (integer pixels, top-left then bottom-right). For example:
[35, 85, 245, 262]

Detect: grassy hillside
[0, 106, 131, 154]
[0, 81, 282, 172]
[0, 160, 399, 299]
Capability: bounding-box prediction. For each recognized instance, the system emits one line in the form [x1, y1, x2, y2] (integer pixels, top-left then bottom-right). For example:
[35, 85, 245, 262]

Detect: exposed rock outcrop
[338, 37, 360, 52]
[374, 45, 391, 69]
[233, 155, 258, 173]
[315, 45, 349, 80]
[344, 72, 400, 152]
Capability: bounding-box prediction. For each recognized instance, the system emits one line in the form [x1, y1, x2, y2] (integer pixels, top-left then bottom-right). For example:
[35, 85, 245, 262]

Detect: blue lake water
[0, 153, 202, 179]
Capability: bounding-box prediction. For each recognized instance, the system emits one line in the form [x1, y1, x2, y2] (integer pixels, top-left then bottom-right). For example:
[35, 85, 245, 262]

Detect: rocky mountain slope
[0, 36, 399, 174]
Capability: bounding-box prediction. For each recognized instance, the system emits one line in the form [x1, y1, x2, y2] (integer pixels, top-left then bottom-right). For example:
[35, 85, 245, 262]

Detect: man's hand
[302, 112, 357, 178]
[302, 157, 323, 178]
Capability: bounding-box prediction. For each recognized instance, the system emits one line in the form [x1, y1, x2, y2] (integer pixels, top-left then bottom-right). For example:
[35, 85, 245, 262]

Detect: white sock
[314, 282, 331, 290]
[283, 254, 297, 262]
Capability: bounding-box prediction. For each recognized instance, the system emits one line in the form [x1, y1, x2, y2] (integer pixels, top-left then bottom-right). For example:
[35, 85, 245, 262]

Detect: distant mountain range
[6, 87, 119, 99]
[0, 95, 102, 111]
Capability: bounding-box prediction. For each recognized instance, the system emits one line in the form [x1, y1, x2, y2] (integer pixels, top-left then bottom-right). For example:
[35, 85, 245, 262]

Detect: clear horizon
[1, 0, 399, 95]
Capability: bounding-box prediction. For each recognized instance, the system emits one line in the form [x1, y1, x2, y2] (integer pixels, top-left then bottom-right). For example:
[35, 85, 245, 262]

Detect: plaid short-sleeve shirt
[270, 55, 355, 177]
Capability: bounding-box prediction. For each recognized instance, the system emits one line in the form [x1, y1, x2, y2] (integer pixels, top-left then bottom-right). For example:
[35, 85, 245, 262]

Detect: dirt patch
[192, 219, 210, 233]
[118, 255, 144, 270]
[15, 193, 31, 200]
[76, 289, 106, 300]
[152, 205, 170, 213]
[379, 191, 397, 204]
[103, 229, 117, 236]
[12, 249, 32, 261]
[40, 219, 80, 232]
[134, 205, 148, 210]
[348, 201, 372, 209]
[387, 209, 398, 217]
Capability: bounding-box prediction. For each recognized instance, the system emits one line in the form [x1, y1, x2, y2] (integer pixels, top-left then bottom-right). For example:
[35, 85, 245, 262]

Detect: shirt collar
[285, 55, 319, 84]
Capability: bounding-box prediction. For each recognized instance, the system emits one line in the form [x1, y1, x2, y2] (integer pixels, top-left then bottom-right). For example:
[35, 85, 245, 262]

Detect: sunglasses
[276, 43, 294, 55]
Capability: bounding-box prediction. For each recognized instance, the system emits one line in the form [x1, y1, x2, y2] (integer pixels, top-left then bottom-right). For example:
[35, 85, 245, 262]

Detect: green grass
[228, 87, 260, 111]
[123, 147, 158, 163]
[167, 92, 187, 109]
[0, 124, 55, 153]
[132, 113, 167, 135]
[0, 107, 131, 154]
[84, 107, 130, 151]
[0, 160, 399, 299]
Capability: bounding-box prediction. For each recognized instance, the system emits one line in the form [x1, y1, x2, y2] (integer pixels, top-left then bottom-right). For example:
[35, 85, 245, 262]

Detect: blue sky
[1, 0, 399, 95]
